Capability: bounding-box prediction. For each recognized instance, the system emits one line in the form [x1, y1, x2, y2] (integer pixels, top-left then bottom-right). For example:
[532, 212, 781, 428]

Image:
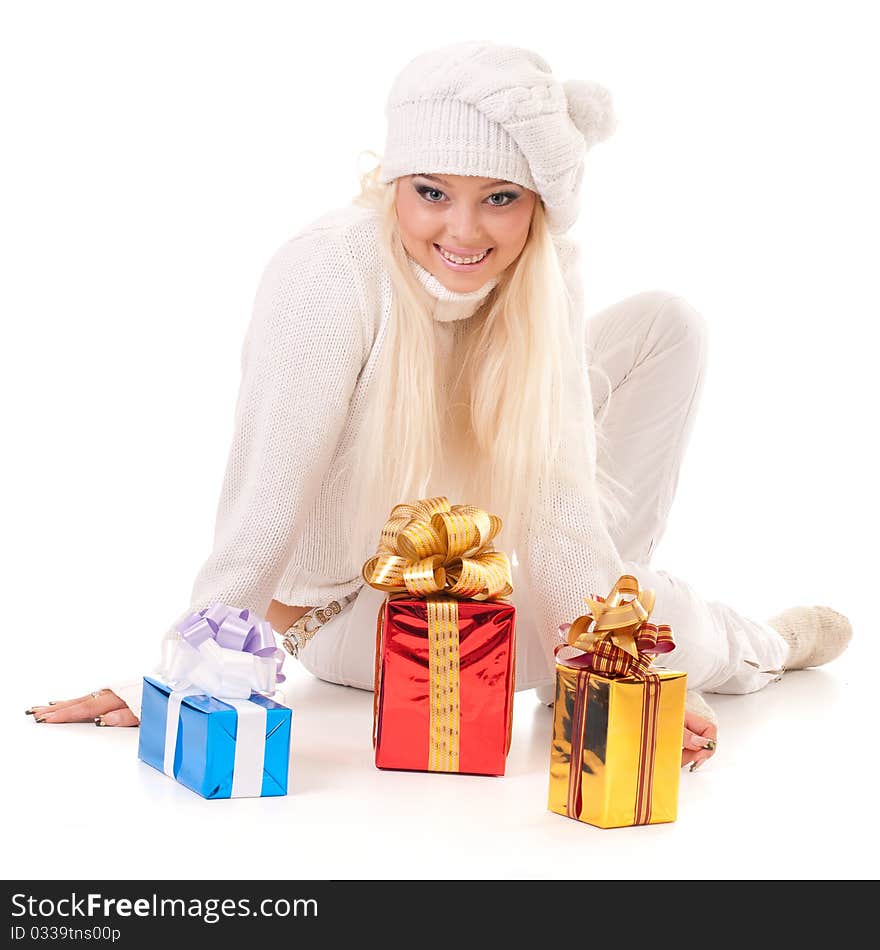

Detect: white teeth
[438, 246, 489, 264]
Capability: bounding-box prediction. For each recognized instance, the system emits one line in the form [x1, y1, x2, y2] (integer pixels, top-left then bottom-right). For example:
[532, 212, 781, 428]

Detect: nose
[444, 204, 488, 248]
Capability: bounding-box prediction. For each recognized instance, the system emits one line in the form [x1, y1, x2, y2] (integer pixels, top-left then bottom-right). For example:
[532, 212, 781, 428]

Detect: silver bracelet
[280, 592, 358, 658]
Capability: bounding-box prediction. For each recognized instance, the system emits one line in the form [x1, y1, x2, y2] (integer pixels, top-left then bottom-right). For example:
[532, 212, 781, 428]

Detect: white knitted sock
[767, 606, 853, 671]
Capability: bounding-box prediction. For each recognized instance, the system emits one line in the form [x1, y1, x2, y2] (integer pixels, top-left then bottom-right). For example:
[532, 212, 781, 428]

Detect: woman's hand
[26, 690, 139, 727]
[682, 709, 717, 771]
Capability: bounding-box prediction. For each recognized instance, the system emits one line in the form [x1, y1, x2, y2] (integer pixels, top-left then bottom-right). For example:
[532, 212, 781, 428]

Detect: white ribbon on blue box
[136, 603, 293, 799]
[138, 676, 293, 798]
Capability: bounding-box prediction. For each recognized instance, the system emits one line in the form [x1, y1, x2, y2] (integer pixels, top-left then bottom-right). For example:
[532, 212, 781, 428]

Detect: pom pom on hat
[563, 79, 618, 148]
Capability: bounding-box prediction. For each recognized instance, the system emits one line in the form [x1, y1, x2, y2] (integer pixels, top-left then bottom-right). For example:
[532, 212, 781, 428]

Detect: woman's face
[394, 173, 538, 291]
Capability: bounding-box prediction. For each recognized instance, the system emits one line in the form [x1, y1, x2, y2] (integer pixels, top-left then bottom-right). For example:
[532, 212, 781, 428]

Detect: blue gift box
[137, 675, 293, 799]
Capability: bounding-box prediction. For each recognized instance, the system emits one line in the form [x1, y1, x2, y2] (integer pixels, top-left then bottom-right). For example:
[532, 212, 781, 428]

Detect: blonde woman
[27, 41, 851, 772]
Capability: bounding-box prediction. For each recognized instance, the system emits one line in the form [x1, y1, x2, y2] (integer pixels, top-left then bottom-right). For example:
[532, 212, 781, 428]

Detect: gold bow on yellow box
[549, 574, 685, 828]
[558, 574, 675, 677]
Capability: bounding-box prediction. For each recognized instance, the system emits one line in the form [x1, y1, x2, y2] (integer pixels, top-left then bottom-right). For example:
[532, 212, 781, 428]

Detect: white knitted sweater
[110, 200, 714, 726]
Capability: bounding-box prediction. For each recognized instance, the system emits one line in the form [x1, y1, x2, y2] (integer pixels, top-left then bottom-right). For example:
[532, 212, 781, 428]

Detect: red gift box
[372, 596, 516, 775]
[362, 497, 517, 776]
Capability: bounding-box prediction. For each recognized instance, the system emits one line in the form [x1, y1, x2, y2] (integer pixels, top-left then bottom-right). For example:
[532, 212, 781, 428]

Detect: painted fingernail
[25, 708, 35, 715]
[704, 738, 716, 751]
[48, 701, 57, 705]
[94, 716, 106, 727]
[35, 717, 46, 723]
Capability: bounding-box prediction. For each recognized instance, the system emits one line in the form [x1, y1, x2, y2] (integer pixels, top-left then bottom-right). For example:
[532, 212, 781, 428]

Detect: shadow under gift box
[137, 675, 293, 799]
[548, 658, 686, 828]
[373, 597, 516, 776]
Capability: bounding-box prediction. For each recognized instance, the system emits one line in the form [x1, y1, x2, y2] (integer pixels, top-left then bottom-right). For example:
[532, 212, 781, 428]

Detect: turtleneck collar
[406, 253, 500, 323]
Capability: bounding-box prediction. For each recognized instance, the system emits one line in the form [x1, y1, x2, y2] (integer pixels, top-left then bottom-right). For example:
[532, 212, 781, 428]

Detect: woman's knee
[587, 290, 707, 367]
[645, 291, 708, 359]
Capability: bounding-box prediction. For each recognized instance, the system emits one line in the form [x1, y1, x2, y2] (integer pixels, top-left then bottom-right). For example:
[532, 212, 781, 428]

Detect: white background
[3, 1, 878, 880]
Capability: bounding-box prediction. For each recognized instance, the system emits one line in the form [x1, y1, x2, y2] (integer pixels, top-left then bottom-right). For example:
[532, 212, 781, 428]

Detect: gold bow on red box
[362, 497, 516, 775]
[362, 496, 513, 600]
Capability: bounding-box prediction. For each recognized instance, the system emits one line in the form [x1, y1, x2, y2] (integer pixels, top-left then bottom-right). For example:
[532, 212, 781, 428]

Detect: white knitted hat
[378, 40, 617, 234]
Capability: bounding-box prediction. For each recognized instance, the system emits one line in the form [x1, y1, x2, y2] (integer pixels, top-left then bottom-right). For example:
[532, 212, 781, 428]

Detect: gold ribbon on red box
[362, 496, 514, 772]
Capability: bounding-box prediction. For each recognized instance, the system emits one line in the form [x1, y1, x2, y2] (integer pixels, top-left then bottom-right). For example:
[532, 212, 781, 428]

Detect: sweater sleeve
[518, 241, 626, 660]
[107, 227, 366, 717]
[519, 246, 719, 727]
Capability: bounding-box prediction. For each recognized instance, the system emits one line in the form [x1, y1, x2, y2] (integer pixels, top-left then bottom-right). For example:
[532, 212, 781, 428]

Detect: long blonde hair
[336, 153, 629, 561]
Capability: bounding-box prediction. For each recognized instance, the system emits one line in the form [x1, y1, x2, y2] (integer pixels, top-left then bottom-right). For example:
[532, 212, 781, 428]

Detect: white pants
[298, 291, 788, 698]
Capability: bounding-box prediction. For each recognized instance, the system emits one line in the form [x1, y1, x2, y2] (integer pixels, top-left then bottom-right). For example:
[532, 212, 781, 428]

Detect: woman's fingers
[681, 736, 715, 767]
[28, 690, 140, 726]
[683, 727, 715, 752]
[682, 747, 706, 768]
[684, 748, 714, 770]
[28, 690, 128, 724]
[96, 707, 140, 727]
[26, 692, 100, 716]
[681, 711, 718, 770]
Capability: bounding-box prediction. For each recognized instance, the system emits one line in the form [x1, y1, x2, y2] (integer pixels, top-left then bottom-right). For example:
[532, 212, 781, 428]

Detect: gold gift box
[548, 660, 687, 829]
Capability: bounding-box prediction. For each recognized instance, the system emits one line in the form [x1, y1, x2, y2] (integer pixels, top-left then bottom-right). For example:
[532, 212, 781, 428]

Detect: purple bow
[176, 602, 286, 685]
[158, 603, 284, 699]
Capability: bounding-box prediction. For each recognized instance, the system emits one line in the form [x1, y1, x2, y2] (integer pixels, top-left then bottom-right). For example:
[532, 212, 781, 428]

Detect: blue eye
[487, 191, 518, 207]
[415, 185, 446, 202]
[414, 184, 519, 206]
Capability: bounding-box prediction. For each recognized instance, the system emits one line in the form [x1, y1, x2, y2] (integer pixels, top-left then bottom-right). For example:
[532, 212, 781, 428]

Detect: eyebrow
[414, 174, 518, 190]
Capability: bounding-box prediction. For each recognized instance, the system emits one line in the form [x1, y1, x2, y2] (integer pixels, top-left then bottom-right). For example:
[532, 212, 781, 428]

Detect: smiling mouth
[433, 244, 493, 265]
